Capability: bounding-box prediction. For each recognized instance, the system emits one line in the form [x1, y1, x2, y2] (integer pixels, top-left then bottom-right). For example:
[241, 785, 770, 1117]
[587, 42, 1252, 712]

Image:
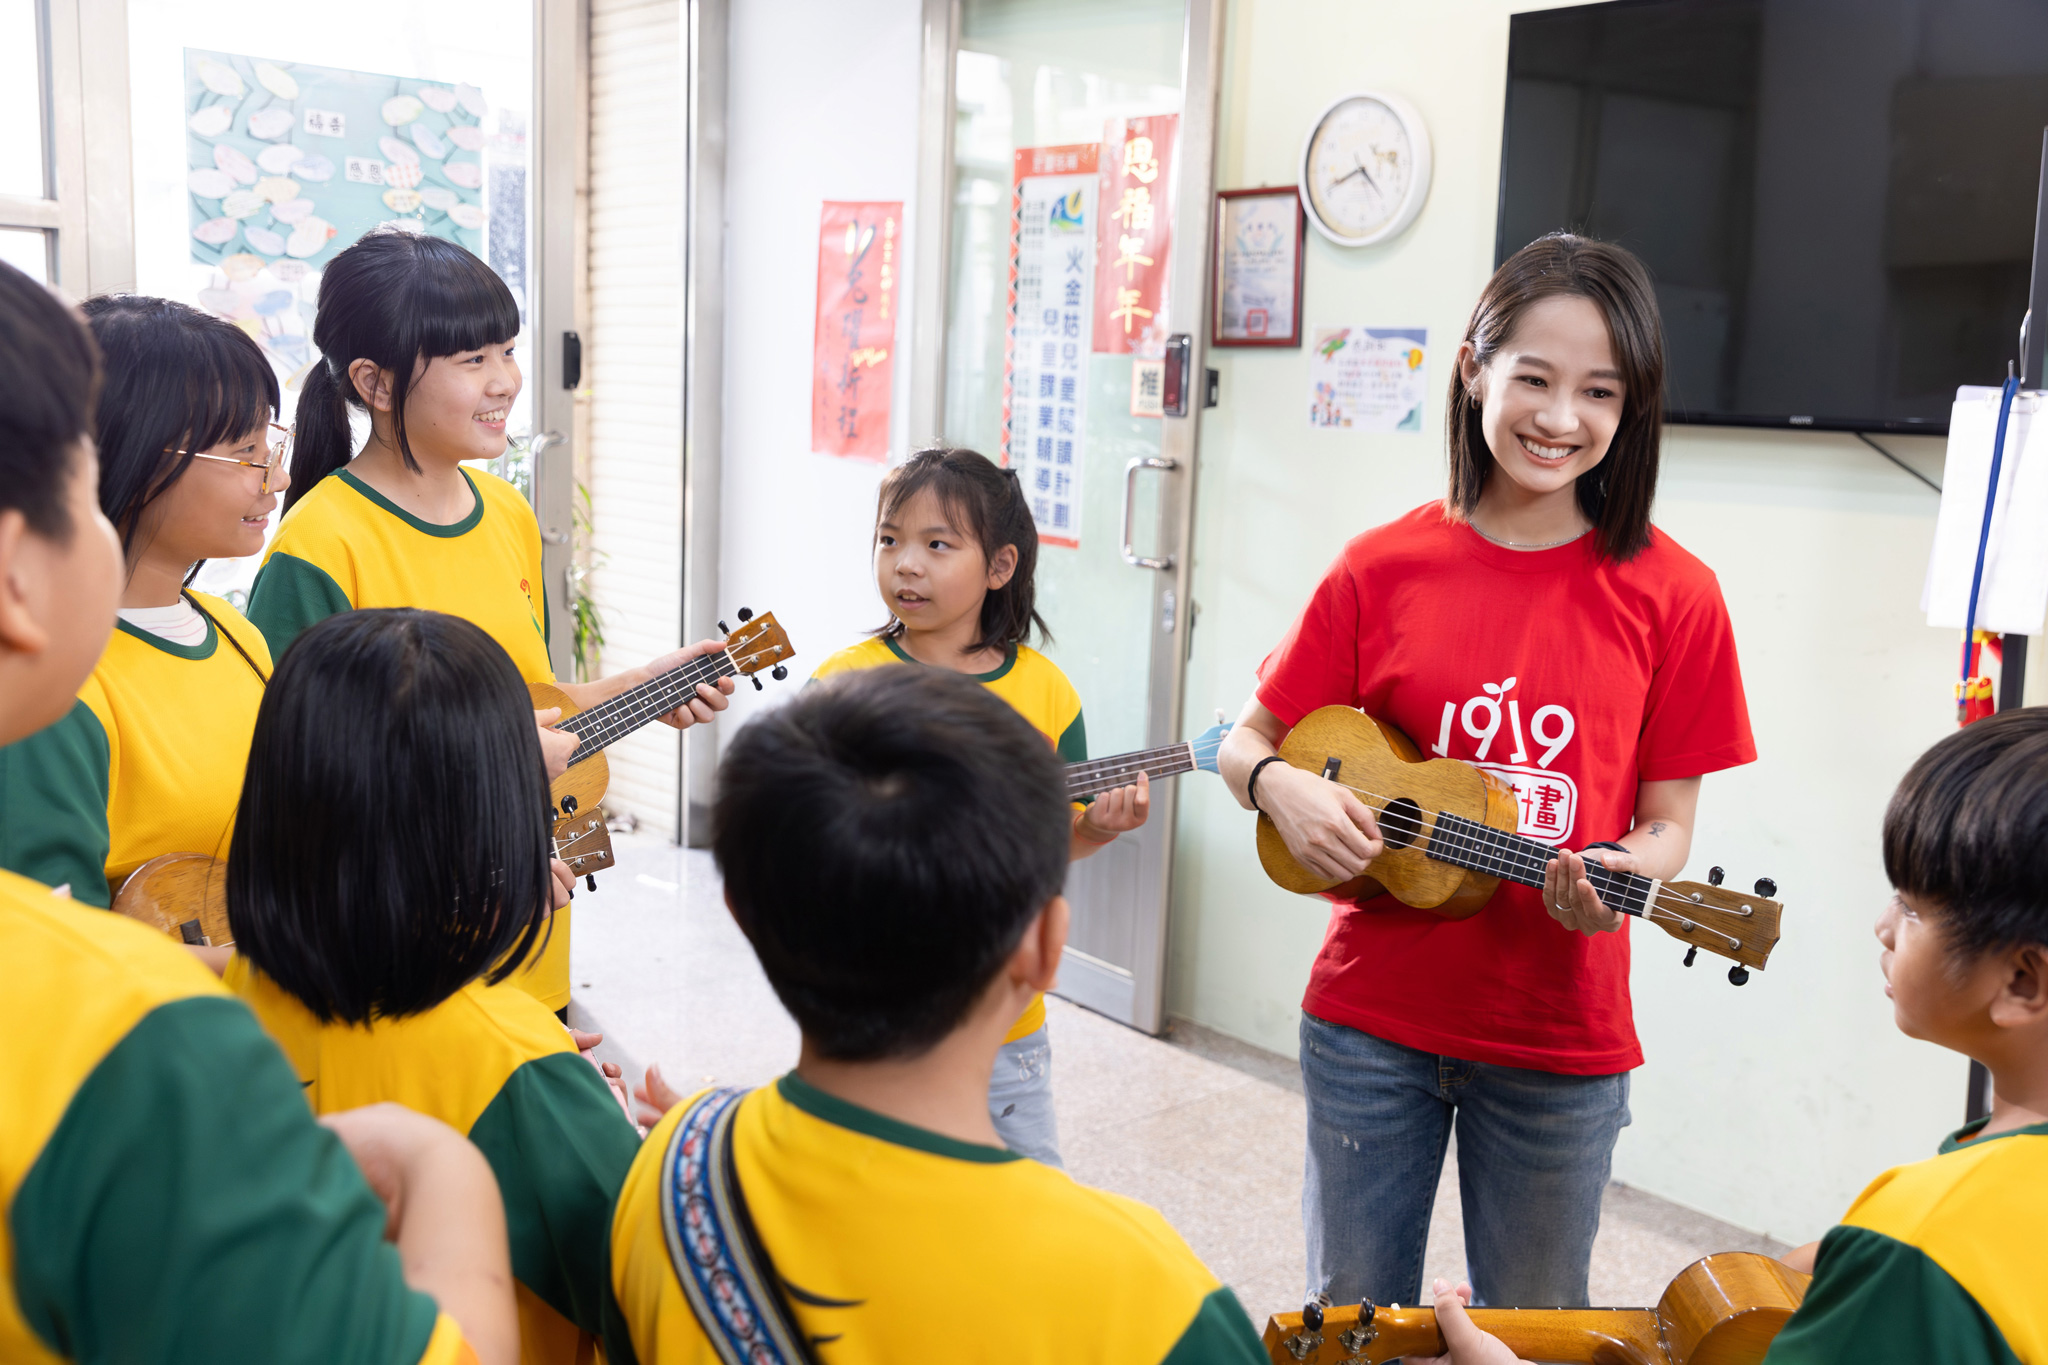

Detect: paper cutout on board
[184, 47, 495, 368]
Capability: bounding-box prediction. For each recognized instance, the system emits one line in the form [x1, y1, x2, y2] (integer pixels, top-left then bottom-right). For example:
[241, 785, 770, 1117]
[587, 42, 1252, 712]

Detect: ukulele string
[1064, 736, 1228, 796]
[1295, 773, 1746, 949]
[561, 647, 736, 755]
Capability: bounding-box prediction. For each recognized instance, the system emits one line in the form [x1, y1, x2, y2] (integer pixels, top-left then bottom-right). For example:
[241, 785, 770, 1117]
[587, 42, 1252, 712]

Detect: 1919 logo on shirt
[1428, 676, 1579, 845]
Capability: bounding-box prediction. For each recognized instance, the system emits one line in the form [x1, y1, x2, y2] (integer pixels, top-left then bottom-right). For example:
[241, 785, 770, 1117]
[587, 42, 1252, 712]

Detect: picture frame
[1211, 186, 1306, 348]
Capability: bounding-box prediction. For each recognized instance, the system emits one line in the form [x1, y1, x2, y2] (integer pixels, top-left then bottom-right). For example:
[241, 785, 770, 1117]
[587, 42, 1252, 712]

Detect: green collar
[775, 1072, 1022, 1164]
[1939, 1116, 2048, 1154]
[337, 468, 484, 538]
[880, 633, 1018, 683]
[115, 612, 217, 660]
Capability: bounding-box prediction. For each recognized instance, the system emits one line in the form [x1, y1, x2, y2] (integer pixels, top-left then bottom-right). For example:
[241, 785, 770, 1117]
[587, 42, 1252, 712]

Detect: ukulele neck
[1065, 742, 1195, 801]
[559, 649, 739, 765]
[1426, 812, 1656, 917]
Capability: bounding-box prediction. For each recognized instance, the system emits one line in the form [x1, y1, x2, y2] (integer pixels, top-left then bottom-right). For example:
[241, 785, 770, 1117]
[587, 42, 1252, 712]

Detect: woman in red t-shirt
[1218, 235, 1754, 1311]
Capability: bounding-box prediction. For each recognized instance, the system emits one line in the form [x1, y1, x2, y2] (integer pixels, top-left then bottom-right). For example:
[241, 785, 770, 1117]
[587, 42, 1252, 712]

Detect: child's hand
[548, 858, 575, 910]
[534, 708, 577, 781]
[647, 640, 738, 730]
[635, 1062, 686, 1127]
[1078, 771, 1150, 843]
[567, 1028, 640, 1133]
[1409, 1279, 1532, 1365]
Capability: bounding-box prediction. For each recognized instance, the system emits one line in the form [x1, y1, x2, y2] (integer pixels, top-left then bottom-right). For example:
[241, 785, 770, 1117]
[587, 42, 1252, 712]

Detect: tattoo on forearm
[1649, 821, 1668, 837]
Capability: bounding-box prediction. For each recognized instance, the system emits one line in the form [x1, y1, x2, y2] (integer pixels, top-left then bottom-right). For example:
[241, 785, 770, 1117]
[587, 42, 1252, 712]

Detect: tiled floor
[569, 836, 1785, 1330]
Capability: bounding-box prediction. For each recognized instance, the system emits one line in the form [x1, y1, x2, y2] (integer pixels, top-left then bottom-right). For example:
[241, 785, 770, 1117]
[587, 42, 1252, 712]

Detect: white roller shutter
[587, 0, 684, 832]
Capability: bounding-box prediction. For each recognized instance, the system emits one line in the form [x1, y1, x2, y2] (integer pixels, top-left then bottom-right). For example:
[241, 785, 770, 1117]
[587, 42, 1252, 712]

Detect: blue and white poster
[183, 48, 496, 368]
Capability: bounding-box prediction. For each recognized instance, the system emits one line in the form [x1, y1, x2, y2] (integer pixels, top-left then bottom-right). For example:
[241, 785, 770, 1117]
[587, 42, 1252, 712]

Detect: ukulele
[1263, 1251, 1809, 1365]
[530, 608, 795, 882]
[1256, 707, 1783, 981]
[1066, 721, 1230, 801]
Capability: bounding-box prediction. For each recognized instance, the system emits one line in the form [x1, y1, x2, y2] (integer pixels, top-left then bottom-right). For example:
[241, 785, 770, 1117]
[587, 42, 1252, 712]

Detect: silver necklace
[1467, 518, 1590, 551]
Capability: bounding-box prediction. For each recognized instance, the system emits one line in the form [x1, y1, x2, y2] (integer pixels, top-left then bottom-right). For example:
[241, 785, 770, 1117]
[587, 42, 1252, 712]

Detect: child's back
[603, 667, 1260, 1363]
[228, 608, 640, 1365]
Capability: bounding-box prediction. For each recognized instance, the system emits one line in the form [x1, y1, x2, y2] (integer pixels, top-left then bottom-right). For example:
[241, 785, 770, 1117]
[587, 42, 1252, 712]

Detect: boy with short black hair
[1423, 708, 2048, 1365]
[604, 666, 1265, 1363]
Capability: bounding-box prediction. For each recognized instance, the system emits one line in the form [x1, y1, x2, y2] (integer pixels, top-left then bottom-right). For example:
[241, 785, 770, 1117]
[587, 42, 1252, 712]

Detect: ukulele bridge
[1320, 756, 1342, 782]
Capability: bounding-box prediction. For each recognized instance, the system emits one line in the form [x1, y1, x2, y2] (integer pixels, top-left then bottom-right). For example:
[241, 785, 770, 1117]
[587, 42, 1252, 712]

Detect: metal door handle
[1120, 456, 1177, 569]
[529, 430, 569, 544]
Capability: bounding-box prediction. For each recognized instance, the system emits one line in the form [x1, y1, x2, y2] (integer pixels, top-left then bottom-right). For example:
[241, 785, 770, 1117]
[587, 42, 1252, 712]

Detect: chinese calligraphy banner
[1094, 114, 1177, 354]
[1003, 146, 1097, 549]
[812, 201, 901, 461]
[1307, 326, 1429, 431]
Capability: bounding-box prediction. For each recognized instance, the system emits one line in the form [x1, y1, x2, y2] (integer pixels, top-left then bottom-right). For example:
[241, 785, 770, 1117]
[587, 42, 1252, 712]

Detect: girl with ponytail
[0, 294, 285, 914]
[247, 229, 734, 1017]
[806, 446, 1150, 1170]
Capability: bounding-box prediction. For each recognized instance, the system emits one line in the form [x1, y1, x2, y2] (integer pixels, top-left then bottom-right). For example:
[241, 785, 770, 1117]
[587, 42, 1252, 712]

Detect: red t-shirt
[1256, 503, 1755, 1074]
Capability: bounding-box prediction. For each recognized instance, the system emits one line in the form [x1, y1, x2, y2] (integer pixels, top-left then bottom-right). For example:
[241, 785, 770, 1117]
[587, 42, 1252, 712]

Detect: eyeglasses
[171, 423, 291, 494]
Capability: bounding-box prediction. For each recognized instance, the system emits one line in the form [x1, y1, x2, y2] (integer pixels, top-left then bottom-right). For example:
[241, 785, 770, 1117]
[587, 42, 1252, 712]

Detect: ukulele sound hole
[1379, 797, 1423, 851]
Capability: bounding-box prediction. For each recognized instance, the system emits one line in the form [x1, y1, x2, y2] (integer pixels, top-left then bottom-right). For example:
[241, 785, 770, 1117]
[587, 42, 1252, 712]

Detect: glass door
[929, 0, 1221, 1032]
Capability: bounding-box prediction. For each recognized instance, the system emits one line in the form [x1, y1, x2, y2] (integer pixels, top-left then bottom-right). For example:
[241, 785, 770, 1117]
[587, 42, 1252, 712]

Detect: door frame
[905, 0, 1224, 1034]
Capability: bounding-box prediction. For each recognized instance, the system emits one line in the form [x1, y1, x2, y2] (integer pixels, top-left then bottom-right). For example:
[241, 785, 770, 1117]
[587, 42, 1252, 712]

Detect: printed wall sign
[1003, 145, 1097, 548]
[184, 49, 494, 369]
[1307, 326, 1429, 431]
[811, 201, 901, 461]
[1094, 114, 1177, 355]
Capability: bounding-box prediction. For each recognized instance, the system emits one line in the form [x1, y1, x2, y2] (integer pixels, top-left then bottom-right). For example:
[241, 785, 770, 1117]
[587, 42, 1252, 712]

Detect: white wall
[1164, 0, 2034, 1243]
[717, 0, 924, 723]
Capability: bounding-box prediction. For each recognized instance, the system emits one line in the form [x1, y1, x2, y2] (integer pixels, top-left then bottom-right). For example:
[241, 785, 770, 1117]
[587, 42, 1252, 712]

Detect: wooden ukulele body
[1256, 706, 1518, 917]
[113, 853, 232, 947]
[1262, 1252, 1809, 1365]
[531, 680, 610, 818]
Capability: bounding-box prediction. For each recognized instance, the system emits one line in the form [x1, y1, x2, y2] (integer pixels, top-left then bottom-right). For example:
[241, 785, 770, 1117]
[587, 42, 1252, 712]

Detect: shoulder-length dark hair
[872, 447, 1050, 654]
[0, 260, 100, 541]
[227, 608, 555, 1024]
[286, 230, 520, 511]
[80, 295, 279, 560]
[1446, 233, 1665, 561]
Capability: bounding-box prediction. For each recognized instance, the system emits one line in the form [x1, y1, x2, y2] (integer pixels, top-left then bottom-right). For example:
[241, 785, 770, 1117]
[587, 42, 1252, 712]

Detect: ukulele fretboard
[1427, 812, 1656, 918]
[1065, 743, 1197, 801]
[559, 649, 738, 766]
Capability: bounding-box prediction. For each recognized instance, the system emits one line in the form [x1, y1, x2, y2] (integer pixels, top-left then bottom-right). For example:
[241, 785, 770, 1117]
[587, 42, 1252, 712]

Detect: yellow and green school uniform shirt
[605, 1074, 1265, 1365]
[0, 592, 268, 908]
[0, 868, 474, 1365]
[811, 634, 1085, 1043]
[229, 957, 642, 1365]
[248, 465, 572, 1009]
[1764, 1118, 2048, 1365]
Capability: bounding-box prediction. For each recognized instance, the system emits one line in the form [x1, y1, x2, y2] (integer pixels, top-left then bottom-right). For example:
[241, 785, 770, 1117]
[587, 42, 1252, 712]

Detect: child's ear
[0, 509, 53, 656]
[986, 542, 1018, 592]
[1989, 943, 2048, 1031]
[348, 359, 397, 414]
[1016, 895, 1069, 993]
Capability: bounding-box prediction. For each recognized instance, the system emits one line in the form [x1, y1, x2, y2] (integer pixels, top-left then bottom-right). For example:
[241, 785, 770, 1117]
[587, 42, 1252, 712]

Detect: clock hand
[1352, 153, 1380, 193]
[1331, 164, 1368, 187]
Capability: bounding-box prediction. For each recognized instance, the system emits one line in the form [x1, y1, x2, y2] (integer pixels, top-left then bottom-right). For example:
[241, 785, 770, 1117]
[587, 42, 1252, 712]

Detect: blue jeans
[989, 1025, 1063, 1168]
[1300, 1012, 1630, 1309]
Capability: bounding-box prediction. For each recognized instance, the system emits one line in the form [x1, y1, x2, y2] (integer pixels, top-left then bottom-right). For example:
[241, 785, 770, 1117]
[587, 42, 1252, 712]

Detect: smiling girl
[1216, 235, 1756, 1311]
[248, 231, 732, 1016]
[0, 295, 287, 910]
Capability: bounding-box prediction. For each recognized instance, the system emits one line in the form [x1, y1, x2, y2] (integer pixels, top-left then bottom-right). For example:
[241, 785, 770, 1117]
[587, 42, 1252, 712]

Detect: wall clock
[1298, 91, 1432, 248]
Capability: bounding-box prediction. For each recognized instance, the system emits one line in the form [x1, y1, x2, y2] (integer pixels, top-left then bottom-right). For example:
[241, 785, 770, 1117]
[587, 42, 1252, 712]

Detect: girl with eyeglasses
[0, 294, 287, 913]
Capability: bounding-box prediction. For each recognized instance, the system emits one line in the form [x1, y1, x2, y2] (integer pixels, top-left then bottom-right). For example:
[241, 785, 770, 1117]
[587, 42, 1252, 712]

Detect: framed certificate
[1211, 187, 1306, 348]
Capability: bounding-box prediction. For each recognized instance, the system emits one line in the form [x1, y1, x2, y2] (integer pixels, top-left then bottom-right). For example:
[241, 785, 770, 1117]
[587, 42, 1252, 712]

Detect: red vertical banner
[1094, 114, 1177, 354]
[812, 201, 901, 460]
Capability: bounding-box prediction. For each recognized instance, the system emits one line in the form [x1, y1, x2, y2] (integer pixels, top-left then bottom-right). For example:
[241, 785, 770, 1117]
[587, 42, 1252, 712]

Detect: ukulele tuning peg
[1753, 876, 1778, 898]
[750, 675, 764, 691]
[561, 795, 578, 815]
[771, 664, 788, 681]
[717, 620, 730, 635]
[1728, 965, 1750, 986]
[1682, 946, 1697, 968]
[585, 875, 597, 892]
[1301, 1300, 1325, 1332]
[1707, 866, 1725, 886]
[736, 607, 753, 622]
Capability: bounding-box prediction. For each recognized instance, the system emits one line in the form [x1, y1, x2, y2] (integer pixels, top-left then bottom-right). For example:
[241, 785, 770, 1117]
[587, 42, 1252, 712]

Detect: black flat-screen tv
[1499, 0, 2048, 434]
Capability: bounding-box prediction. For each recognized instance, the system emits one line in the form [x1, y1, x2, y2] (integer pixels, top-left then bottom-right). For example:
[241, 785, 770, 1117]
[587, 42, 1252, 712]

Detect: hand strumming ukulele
[1264, 1251, 1809, 1365]
[1065, 721, 1230, 802]
[1255, 707, 1783, 980]
[531, 608, 795, 883]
